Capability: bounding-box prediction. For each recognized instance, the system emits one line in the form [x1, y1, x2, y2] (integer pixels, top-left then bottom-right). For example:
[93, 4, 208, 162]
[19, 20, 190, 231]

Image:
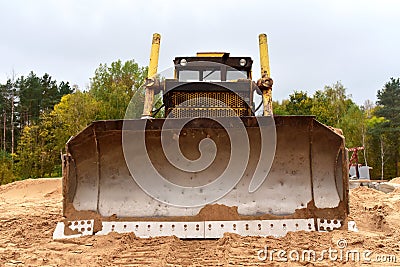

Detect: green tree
[15, 112, 62, 179]
[359, 100, 375, 166]
[311, 82, 353, 126]
[90, 60, 147, 119]
[366, 115, 389, 179]
[0, 79, 15, 152]
[17, 72, 73, 127]
[0, 151, 15, 185]
[272, 100, 289, 115]
[16, 124, 44, 178]
[337, 103, 364, 148]
[286, 90, 312, 115]
[11, 72, 74, 179]
[375, 78, 400, 177]
[51, 90, 100, 147]
[15, 90, 101, 179]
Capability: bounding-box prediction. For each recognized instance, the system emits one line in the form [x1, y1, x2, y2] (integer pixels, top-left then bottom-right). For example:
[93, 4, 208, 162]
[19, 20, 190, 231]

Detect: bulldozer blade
[58, 115, 348, 239]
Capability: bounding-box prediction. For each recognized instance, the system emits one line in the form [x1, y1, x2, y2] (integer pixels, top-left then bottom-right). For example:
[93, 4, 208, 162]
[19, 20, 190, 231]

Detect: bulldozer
[53, 33, 349, 239]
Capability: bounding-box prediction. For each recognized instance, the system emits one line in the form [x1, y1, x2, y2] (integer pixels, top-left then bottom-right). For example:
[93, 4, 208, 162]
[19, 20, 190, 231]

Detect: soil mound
[1, 178, 399, 266]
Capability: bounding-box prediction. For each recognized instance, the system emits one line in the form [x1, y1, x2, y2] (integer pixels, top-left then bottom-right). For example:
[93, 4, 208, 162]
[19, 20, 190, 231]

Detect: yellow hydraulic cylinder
[259, 33, 270, 78]
[262, 89, 273, 116]
[142, 33, 161, 118]
[258, 33, 273, 116]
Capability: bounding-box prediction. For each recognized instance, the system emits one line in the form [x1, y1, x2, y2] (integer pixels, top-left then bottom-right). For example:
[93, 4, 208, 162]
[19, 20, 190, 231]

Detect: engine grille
[165, 91, 251, 118]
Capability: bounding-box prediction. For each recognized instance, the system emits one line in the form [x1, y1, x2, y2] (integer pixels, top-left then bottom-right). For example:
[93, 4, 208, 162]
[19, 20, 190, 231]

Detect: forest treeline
[273, 79, 400, 179]
[0, 60, 147, 184]
[0, 59, 399, 184]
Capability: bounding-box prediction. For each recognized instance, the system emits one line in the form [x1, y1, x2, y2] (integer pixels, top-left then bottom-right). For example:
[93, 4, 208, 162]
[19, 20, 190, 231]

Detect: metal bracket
[53, 220, 94, 239]
[316, 218, 343, 231]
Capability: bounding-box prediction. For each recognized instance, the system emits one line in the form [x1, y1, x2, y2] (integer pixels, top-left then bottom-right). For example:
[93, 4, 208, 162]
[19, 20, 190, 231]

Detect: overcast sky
[1, 0, 399, 105]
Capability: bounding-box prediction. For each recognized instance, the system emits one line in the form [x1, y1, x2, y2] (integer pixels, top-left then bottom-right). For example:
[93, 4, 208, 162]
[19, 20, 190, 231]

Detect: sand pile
[389, 177, 400, 184]
[1, 178, 399, 266]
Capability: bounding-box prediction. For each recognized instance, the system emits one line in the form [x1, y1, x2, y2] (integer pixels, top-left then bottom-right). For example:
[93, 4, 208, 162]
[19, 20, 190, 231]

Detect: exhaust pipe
[142, 33, 161, 118]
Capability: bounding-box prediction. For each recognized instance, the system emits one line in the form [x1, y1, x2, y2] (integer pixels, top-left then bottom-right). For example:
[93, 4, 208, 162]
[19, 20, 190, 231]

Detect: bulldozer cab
[164, 54, 255, 118]
[173, 53, 252, 81]
[53, 34, 349, 240]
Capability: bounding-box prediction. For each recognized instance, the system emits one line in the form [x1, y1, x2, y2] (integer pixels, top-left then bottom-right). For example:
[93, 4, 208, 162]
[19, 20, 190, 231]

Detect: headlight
[180, 59, 187, 66]
[239, 58, 247, 67]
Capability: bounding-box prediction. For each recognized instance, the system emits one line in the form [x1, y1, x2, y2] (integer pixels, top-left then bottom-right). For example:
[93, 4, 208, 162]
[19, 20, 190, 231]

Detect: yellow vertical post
[142, 33, 161, 118]
[258, 33, 273, 116]
[259, 33, 270, 78]
[262, 87, 273, 116]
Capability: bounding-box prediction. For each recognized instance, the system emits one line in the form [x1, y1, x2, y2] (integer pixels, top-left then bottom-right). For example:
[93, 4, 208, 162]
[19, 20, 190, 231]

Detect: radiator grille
[165, 91, 251, 118]
[171, 91, 247, 107]
[168, 108, 247, 118]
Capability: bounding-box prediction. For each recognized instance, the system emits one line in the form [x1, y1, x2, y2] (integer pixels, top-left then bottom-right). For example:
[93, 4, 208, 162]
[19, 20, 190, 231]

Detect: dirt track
[1, 178, 400, 266]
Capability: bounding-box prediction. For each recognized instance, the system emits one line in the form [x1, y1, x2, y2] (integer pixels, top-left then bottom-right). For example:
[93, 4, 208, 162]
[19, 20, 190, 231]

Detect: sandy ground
[1, 178, 400, 266]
